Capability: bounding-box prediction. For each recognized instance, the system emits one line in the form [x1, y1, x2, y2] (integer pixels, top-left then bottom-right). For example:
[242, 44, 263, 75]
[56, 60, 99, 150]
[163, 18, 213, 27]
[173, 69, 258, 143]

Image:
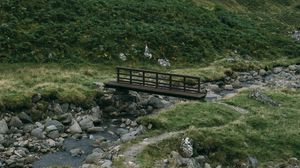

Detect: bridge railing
[116, 67, 201, 93]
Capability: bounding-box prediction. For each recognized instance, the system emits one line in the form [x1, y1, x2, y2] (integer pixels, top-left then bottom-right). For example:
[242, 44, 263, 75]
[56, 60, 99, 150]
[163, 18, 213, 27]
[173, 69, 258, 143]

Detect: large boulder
[147, 96, 165, 109]
[45, 120, 64, 132]
[68, 119, 82, 134]
[31, 128, 45, 139]
[9, 117, 23, 128]
[79, 117, 94, 131]
[18, 112, 33, 123]
[0, 120, 9, 134]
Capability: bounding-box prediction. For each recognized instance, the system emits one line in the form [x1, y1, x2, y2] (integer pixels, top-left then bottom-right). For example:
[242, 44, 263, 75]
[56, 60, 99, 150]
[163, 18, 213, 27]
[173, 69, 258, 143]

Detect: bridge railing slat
[116, 67, 201, 93]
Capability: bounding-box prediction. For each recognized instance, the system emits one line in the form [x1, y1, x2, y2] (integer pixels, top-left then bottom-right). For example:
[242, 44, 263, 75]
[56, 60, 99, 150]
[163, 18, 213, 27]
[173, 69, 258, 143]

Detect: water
[33, 121, 120, 168]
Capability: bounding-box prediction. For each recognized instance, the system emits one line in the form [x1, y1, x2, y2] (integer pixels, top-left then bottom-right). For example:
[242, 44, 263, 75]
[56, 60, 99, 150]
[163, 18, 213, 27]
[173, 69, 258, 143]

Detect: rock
[224, 85, 234, 91]
[232, 81, 242, 89]
[53, 103, 63, 113]
[91, 106, 102, 119]
[46, 139, 56, 147]
[288, 65, 297, 71]
[207, 84, 221, 92]
[61, 103, 69, 113]
[205, 92, 221, 101]
[79, 118, 94, 131]
[81, 164, 99, 168]
[9, 117, 23, 128]
[45, 125, 58, 133]
[179, 137, 193, 158]
[121, 125, 144, 142]
[0, 120, 9, 134]
[47, 130, 60, 139]
[32, 93, 42, 103]
[69, 119, 82, 134]
[0, 134, 4, 144]
[45, 120, 64, 132]
[273, 67, 282, 74]
[70, 148, 85, 157]
[204, 163, 212, 168]
[57, 113, 73, 125]
[259, 69, 267, 76]
[23, 124, 35, 133]
[249, 90, 279, 106]
[170, 151, 184, 166]
[147, 96, 165, 109]
[85, 151, 105, 164]
[87, 127, 104, 133]
[248, 156, 259, 168]
[31, 128, 45, 139]
[100, 160, 112, 168]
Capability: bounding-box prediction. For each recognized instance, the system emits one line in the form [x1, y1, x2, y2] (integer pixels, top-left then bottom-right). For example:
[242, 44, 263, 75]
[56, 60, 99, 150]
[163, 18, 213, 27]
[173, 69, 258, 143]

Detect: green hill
[0, 0, 299, 63]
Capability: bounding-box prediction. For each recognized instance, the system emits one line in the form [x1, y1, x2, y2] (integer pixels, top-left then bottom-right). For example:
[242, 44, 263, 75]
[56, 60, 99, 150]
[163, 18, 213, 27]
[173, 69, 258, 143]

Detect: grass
[137, 102, 241, 131]
[0, 63, 114, 110]
[135, 89, 300, 167]
[1, 56, 300, 111]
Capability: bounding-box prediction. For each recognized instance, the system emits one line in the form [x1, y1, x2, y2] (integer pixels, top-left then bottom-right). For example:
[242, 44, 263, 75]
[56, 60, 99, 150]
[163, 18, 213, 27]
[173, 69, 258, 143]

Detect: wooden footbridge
[104, 67, 207, 99]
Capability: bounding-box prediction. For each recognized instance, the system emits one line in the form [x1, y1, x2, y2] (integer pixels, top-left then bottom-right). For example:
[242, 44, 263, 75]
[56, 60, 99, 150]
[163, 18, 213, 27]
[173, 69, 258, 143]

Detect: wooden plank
[105, 81, 206, 99]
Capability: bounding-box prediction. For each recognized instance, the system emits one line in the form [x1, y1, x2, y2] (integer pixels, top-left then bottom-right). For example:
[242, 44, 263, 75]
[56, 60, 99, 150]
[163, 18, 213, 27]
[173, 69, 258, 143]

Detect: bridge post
[183, 77, 186, 92]
[117, 68, 120, 82]
[169, 75, 172, 90]
[143, 71, 145, 86]
[198, 78, 200, 93]
[156, 73, 158, 88]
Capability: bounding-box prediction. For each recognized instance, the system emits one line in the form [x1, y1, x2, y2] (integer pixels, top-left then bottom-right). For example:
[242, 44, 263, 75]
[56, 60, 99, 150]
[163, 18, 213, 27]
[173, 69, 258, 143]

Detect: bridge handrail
[116, 67, 201, 93]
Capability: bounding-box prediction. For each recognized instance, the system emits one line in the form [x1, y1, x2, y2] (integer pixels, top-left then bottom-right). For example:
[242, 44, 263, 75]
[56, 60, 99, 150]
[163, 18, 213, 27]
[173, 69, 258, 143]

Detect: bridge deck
[104, 67, 206, 99]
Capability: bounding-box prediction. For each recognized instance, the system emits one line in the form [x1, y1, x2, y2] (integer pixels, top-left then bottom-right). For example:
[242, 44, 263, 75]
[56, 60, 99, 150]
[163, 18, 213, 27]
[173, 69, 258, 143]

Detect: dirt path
[120, 130, 185, 168]
[119, 101, 250, 168]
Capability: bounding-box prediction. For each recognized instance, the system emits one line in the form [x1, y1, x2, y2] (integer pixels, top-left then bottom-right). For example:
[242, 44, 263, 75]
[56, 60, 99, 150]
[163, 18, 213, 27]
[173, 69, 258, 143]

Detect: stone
[61, 103, 69, 113]
[70, 148, 85, 157]
[121, 125, 144, 142]
[32, 93, 42, 103]
[45, 125, 58, 133]
[85, 152, 105, 164]
[45, 120, 64, 132]
[288, 65, 297, 71]
[23, 124, 35, 133]
[248, 156, 259, 168]
[224, 85, 234, 91]
[79, 118, 94, 131]
[57, 113, 73, 125]
[31, 128, 45, 139]
[0, 120, 9, 134]
[69, 119, 82, 134]
[0, 134, 4, 144]
[249, 90, 279, 106]
[81, 164, 99, 168]
[204, 163, 212, 168]
[18, 112, 32, 124]
[205, 92, 222, 101]
[259, 69, 267, 76]
[87, 127, 104, 133]
[47, 130, 60, 139]
[147, 96, 165, 109]
[9, 117, 23, 128]
[53, 103, 63, 113]
[46, 139, 56, 147]
[100, 160, 112, 168]
[91, 106, 102, 119]
[179, 137, 193, 158]
[273, 67, 282, 74]
[207, 84, 221, 92]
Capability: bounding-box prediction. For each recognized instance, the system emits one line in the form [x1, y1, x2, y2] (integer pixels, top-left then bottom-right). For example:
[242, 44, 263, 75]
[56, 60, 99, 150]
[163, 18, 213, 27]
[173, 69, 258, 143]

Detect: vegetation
[0, 63, 113, 110]
[1, 0, 299, 63]
[136, 89, 300, 167]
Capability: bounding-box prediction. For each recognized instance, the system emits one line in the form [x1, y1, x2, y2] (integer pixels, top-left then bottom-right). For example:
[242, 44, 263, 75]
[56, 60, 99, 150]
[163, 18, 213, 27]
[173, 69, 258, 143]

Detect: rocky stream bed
[0, 65, 300, 168]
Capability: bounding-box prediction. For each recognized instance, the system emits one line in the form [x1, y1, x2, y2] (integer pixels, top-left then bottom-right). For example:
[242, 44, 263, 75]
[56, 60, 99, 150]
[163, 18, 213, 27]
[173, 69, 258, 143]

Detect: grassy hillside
[0, 0, 299, 63]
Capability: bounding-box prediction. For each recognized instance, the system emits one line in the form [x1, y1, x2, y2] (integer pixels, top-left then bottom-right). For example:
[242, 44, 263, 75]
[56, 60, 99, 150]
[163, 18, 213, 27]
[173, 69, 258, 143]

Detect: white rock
[0, 120, 9, 134]
[68, 119, 82, 134]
